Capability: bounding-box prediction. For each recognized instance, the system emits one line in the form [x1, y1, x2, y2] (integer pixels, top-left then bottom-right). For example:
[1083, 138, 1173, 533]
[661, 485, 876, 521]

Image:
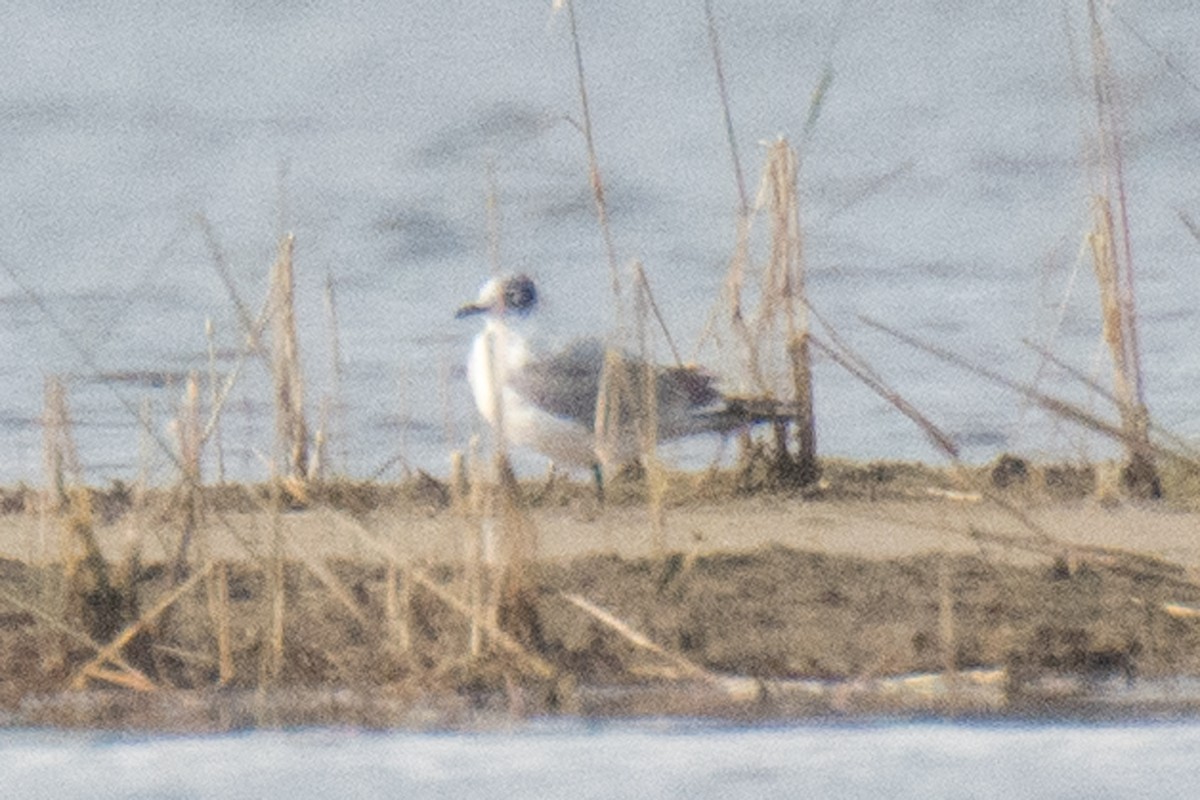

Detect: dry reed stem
[290, 552, 371, 628]
[558, 592, 757, 699]
[1089, 196, 1159, 497]
[410, 566, 555, 679]
[1089, 199, 1138, 425]
[479, 320, 528, 643]
[384, 561, 400, 647]
[321, 271, 347, 477]
[42, 377, 80, 513]
[69, 562, 215, 690]
[1024, 336, 1200, 463]
[1084, 2, 1159, 498]
[475, 308, 509, 636]
[266, 478, 285, 682]
[269, 233, 310, 481]
[704, 0, 749, 216]
[136, 398, 153, 504]
[205, 318, 226, 483]
[173, 372, 203, 579]
[196, 279, 277, 454]
[384, 562, 411, 654]
[457, 445, 485, 656]
[699, 212, 768, 395]
[196, 213, 262, 351]
[493, 454, 541, 648]
[593, 348, 625, 476]
[322, 494, 544, 672]
[562, 0, 620, 301]
[810, 326, 1070, 552]
[206, 560, 234, 685]
[697, 0, 766, 398]
[756, 139, 816, 481]
[810, 337, 959, 459]
[78, 665, 156, 693]
[0, 583, 151, 688]
[633, 263, 666, 553]
[862, 316, 1196, 470]
[938, 557, 956, 680]
[1087, 1, 1143, 398]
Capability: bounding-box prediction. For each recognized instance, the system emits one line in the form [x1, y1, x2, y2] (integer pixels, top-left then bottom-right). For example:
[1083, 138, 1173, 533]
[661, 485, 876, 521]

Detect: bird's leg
[591, 462, 605, 505]
[533, 461, 559, 504]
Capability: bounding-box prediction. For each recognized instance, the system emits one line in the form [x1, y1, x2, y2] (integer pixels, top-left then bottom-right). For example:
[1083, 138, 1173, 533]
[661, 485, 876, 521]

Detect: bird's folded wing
[510, 338, 728, 429]
[507, 339, 606, 425]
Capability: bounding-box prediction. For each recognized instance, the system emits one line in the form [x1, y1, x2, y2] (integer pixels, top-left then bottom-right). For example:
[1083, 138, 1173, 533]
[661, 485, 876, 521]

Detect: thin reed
[1083, 2, 1160, 499]
[268, 233, 310, 483]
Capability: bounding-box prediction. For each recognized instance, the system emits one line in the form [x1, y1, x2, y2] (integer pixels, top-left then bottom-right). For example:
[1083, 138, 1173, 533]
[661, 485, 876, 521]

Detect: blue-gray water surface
[4, 721, 1200, 799]
[2, 0, 1199, 483]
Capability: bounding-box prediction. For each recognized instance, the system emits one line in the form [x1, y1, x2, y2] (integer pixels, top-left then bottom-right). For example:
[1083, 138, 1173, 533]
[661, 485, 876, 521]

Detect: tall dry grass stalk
[173, 372, 203, 579]
[633, 263, 667, 552]
[1088, 197, 1157, 496]
[701, 0, 768, 473]
[42, 376, 80, 513]
[205, 318, 226, 484]
[197, 214, 261, 351]
[1083, 1, 1160, 499]
[561, 0, 620, 301]
[206, 561, 234, 685]
[938, 557, 956, 680]
[317, 272, 347, 479]
[265, 476, 286, 682]
[456, 445, 485, 657]
[268, 233, 310, 483]
[704, 0, 749, 218]
[558, 0, 632, 480]
[628, 266, 667, 554]
[756, 139, 818, 486]
[40, 379, 126, 655]
[384, 559, 412, 655]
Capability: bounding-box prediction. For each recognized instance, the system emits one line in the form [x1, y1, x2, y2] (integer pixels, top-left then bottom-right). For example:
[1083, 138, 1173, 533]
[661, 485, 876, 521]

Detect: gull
[456, 273, 783, 471]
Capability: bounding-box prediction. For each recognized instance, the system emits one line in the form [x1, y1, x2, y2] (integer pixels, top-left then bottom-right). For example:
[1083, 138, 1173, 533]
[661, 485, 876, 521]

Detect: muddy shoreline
[3, 465, 1200, 730]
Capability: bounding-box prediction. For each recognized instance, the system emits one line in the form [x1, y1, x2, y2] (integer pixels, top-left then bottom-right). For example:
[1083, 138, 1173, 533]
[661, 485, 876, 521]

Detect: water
[2, 0, 1199, 484]
[3, 720, 1200, 798]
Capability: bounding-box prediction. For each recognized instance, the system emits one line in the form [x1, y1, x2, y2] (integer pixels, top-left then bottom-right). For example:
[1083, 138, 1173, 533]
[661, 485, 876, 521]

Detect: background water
[4, 721, 1200, 799]
[2, 0, 1199, 484]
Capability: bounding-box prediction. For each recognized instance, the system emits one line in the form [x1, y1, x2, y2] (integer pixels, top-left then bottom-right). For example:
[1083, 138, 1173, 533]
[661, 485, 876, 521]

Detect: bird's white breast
[466, 320, 598, 467]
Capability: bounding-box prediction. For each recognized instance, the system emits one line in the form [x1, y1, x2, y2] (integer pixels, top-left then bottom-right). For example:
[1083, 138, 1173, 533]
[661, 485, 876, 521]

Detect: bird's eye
[504, 277, 537, 312]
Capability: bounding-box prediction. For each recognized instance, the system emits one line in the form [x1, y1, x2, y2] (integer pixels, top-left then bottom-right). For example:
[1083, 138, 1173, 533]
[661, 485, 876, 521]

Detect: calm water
[4, 721, 1200, 799]
[2, 0, 1199, 484]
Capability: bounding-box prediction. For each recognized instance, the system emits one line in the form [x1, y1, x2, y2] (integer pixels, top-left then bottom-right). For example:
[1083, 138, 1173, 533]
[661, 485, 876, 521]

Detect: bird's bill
[455, 302, 489, 318]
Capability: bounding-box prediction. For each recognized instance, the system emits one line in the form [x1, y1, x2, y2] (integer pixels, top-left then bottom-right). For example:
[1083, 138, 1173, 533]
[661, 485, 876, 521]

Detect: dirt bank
[3, 475, 1200, 728]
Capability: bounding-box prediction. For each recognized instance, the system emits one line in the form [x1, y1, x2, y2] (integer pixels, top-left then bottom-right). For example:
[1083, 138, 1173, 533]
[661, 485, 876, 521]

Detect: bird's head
[456, 273, 539, 319]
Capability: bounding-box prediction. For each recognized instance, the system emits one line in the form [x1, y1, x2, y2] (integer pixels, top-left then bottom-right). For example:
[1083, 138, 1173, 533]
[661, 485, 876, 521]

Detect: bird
[456, 273, 785, 473]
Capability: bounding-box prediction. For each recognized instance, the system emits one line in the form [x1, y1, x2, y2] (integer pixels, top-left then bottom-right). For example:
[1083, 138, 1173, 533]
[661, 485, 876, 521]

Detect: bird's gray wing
[510, 338, 728, 437]
[508, 338, 606, 427]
